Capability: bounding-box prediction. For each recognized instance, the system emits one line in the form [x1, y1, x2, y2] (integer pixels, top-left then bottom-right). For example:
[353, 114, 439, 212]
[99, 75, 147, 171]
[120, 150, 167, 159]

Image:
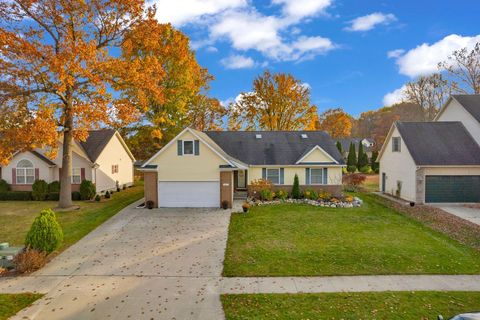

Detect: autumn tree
[228, 71, 317, 130]
[403, 73, 450, 120]
[316, 108, 352, 138]
[0, 1, 164, 208]
[439, 42, 480, 94]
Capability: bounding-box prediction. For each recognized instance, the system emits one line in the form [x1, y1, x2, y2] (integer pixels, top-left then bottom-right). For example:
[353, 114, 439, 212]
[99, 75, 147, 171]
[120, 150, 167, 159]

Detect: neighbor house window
[183, 141, 194, 155]
[16, 159, 34, 184]
[310, 169, 324, 184]
[72, 168, 82, 184]
[111, 164, 119, 174]
[392, 137, 401, 152]
[266, 168, 280, 185]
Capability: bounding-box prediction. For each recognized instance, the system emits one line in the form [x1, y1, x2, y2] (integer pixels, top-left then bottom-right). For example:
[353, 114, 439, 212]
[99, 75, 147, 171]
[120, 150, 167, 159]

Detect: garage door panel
[425, 176, 480, 203]
[158, 182, 219, 207]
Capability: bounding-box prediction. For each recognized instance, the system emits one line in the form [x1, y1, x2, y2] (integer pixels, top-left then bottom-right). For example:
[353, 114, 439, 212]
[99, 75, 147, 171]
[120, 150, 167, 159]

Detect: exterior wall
[144, 171, 158, 208]
[249, 166, 343, 185]
[2, 152, 53, 189]
[299, 148, 335, 163]
[149, 131, 229, 182]
[220, 171, 233, 208]
[379, 126, 417, 202]
[437, 99, 480, 145]
[95, 134, 134, 192]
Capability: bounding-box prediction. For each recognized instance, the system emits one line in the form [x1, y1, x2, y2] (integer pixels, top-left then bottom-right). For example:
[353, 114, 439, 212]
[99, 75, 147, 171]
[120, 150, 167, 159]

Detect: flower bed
[247, 196, 363, 208]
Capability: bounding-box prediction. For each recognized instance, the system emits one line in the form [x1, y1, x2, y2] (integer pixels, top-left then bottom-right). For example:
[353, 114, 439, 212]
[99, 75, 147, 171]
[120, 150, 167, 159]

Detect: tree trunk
[59, 99, 74, 208]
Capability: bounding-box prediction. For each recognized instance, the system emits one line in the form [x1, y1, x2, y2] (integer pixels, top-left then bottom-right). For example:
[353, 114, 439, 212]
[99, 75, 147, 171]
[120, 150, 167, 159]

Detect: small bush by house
[32, 179, 49, 200]
[291, 174, 301, 199]
[48, 181, 60, 193]
[13, 248, 47, 273]
[80, 180, 96, 200]
[25, 209, 63, 254]
[0, 191, 32, 201]
[0, 179, 10, 192]
[260, 189, 273, 201]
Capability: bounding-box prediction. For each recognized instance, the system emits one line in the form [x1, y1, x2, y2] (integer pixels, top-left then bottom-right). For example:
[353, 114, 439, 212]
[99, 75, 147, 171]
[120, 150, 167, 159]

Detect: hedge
[0, 191, 83, 201]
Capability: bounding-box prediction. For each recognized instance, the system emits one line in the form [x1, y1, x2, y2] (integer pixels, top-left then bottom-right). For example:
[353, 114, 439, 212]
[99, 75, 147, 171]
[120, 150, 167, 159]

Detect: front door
[237, 170, 246, 189]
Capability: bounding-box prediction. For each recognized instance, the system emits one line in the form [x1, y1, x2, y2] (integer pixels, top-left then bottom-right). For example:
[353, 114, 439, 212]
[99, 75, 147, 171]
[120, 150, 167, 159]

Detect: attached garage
[425, 176, 480, 203]
[158, 181, 220, 207]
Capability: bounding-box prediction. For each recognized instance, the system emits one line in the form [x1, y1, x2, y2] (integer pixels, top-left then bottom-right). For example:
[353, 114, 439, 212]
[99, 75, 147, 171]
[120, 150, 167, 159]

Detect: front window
[72, 168, 81, 184]
[183, 141, 194, 155]
[310, 169, 324, 185]
[16, 159, 34, 184]
[266, 168, 280, 185]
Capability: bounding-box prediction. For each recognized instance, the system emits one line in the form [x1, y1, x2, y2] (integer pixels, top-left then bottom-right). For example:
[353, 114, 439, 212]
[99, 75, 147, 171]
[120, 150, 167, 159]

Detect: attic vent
[255, 134, 262, 139]
[301, 134, 308, 139]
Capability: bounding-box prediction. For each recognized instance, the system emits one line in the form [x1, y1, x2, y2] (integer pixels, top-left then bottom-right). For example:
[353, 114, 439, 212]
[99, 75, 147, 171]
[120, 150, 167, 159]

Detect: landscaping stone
[248, 197, 363, 209]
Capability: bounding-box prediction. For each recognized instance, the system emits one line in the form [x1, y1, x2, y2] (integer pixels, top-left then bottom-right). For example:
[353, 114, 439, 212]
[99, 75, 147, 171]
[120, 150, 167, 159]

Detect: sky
[151, 0, 480, 117]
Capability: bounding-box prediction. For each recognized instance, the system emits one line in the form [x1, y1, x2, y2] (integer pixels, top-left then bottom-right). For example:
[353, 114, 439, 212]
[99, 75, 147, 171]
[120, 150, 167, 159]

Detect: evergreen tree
[370, 150, 379, 172]
[357, 142, 368, 168]
[336, 141, 343, 155]
[292, 174, 301, 199]
[347, 142, 357, 172]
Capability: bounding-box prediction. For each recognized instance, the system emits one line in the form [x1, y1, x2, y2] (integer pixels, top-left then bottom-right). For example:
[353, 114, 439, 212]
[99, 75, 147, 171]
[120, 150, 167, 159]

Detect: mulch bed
[370, 194, 480, 251]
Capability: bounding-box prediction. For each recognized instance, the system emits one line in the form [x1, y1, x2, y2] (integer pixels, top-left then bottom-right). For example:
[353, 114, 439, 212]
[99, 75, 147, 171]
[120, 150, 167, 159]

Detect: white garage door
[158, 182, 220, 207]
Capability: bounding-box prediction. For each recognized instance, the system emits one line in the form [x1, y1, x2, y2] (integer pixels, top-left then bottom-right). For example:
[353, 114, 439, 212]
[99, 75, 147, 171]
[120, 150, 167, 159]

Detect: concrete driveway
[3, 201, 232, 320]
[432, 204, 480, 226]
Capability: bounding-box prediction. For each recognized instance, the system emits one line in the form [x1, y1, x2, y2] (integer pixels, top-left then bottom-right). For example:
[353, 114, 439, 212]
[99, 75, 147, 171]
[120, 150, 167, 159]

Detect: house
[139, 128, 345, 208]
[0, 129, 135, 193]
[337, 138, 376, 159]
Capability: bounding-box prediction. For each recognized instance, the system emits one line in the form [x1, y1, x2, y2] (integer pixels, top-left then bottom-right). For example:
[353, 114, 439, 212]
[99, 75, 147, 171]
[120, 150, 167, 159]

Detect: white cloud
[220, 54, 255, 69]
[383, 85, 406, 106]
[205, 46, 218, 53]
[272, 0, 333, 19]
[151, 0, 247, 26]
[345, 12, 396, 32]
[392, 34, 480, 77]
[387, 49, 405, 59]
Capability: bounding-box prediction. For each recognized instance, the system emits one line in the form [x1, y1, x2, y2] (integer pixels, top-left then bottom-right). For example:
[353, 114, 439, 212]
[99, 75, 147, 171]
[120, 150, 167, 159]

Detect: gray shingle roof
[31, 150, 57, 166]
[338, 138, 374, 152]
[204, 131, 345, 165]
[79, 129, 116, 162]
[453, 94, 480, 122]
[395, 121, 480, 166]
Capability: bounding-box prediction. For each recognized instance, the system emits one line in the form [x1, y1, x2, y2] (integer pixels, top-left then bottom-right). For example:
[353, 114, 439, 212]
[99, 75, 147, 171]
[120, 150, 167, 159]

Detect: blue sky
[153, 0, 480, 117]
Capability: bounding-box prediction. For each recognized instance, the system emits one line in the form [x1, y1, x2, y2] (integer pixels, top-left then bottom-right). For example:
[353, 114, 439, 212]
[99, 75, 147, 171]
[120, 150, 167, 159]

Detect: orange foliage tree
[0, 1, 165, 207]
[316, 108, 353, 138]
[228, 71, 318, 130]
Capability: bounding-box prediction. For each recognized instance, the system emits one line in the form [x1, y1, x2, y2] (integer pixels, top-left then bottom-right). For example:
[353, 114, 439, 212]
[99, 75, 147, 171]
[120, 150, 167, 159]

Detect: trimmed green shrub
[260, 189, 273, 201]
[95, 194, 101, 202]
[291, 174, 301, 199]
[347, 165, 357, 173]
[105, 191, 111, 199]
[79, 180, 96, 200]
[347, 142, 357, 171]
[32, 180, 49, 201]
[71, 191, 81, 201]
[47, 192, 60, 201]
[48, 181, 60, 193]
[303, 189, 318, 200]
[0, 191, 32, 201]
[359, 165, 372, 174]
[276, 189, 288, 200]
[0, 179, 10, 192]
[25, 209, 63, 254]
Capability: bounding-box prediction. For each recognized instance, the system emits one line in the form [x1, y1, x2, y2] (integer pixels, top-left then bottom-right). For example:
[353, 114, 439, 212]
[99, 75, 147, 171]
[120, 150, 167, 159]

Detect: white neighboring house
[378, 94, 480, 204]
[0, 130, 135, 193]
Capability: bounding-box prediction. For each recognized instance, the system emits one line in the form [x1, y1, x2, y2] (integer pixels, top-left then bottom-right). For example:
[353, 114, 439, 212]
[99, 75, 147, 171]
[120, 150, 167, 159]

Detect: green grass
[223, 193, 480, 276]
[221, 291, 480, 320]
[0, 183, 143, 250]
[0, 293, 43, 320]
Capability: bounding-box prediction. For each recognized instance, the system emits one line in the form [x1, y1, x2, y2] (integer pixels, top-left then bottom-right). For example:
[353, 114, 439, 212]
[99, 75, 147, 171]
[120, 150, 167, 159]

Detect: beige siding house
[140, 128, 345, 208]
[378, 95, 480, 204]
[0, 130, 135, 193]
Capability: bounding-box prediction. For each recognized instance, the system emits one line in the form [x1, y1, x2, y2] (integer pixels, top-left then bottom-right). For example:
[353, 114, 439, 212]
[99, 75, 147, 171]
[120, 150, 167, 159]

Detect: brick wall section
[220, 171, 233, 208]
[248, 185, 343, 199]
[143, 171, 158, 208]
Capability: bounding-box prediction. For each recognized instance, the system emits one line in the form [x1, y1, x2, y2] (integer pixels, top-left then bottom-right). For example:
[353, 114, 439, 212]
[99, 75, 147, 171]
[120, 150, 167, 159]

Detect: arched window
[16, 159, 35, 184]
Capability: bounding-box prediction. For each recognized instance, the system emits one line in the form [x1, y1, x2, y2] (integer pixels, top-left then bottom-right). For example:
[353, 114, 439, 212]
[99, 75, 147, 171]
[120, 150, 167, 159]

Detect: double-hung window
[183, 141, 194, 155]
[72, 168, 82, 184]
[392, 137, 401, 152]
[266, 168, 280, 185]
[16, 159, 35, 184]
[310, 168, 324, 185]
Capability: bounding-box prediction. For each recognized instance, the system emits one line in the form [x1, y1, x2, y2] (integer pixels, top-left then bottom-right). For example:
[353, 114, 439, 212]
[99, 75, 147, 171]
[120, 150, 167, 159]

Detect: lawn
[223, 193, 480, 276]
[362, 174, 379, 192]
[0, 293, 43, 320]
[0, 183, 143, 250]
[222, 291, 480, 320]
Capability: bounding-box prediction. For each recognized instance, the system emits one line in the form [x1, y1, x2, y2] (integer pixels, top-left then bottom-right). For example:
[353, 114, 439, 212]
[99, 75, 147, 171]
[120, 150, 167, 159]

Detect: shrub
[260, 189, 273, 201]
[48, 181, 60, 193]
[359, 165, 372, 174]
[346, 142, 357, 170]
[71, 191, 81, 201]
[357, 142, 368, 169]
[0, 191, 32, 201]
[32, 179, 49, 200]
[242, 202, 250, 212]
[318, 190, 332, 201]
[250, 179, 272, 196]
[343, 173, 367, 192]
[370, 150, 379, 172]
[291, 174, 301, 199]
[276, 189, 288, 200]
[344, 195, 354, 203]
[79, 180, 96, 200]
[47, 192, 60, 201]
[0, 179, 9, 192]
[303, 189, 318, 200]
[95, 194, 101, 202]
[347, 165, 357, 173]
[105, 191, 111, 199]
[25, 209, 63, 254]
[123, 184, 127, 190]
[13, 248, 47, 273]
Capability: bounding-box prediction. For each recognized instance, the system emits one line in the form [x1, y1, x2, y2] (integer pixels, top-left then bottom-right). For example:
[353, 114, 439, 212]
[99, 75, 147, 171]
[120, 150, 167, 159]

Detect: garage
[425, 176, 480, 203]
[158, 181, 220, 207]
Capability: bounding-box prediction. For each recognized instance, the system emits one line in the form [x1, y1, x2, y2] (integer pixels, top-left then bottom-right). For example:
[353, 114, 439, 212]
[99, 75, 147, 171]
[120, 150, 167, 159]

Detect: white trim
[71, 167, 82, 184]
[142, 127, 234, 168]
[295, 145, 339, 164]
[433, 96, 454, 121]
[114, 132, 136, 161]
[16, 158, 35, 185]
[392, 136, 401, 152]
[309, 168, 325, 185]
[181, 140, 195, 156]
[376, 123, 396, 162]
[266, 168, 281, 185]
[249, 164, 345, 168]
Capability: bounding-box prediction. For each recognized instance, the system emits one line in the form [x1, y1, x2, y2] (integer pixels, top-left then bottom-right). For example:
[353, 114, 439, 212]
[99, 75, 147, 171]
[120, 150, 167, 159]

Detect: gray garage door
[425, 176, 480, 203]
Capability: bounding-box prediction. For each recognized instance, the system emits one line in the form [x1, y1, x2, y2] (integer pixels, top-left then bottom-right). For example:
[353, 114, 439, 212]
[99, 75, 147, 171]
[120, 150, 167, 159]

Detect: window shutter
[280, 168, 284, 185]
[81, 168, 86, 181]
[177, 140, 183, 155]
[323, 168, 328, 184]
[35, 168, 39, 181]
[194, 140, 200, 155]
[12, 168, 16, 185]
[262, 168, 266, 179]
[305, 168, 310, 185]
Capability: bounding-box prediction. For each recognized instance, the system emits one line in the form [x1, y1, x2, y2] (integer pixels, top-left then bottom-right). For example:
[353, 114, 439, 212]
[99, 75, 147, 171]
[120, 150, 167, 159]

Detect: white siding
[1, 152, 53, 184]
[379, 126, 417, 202]
[437, 99, 480, 145]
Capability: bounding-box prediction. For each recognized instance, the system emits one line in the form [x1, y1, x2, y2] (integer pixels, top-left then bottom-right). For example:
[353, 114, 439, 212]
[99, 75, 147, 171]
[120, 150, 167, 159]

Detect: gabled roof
[30, 150, 57, 166]
[452, 94, 480, 122]
[395, 121, 480, 166]
[79, 129, 117, 162]
[204, 130, 345, 165]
